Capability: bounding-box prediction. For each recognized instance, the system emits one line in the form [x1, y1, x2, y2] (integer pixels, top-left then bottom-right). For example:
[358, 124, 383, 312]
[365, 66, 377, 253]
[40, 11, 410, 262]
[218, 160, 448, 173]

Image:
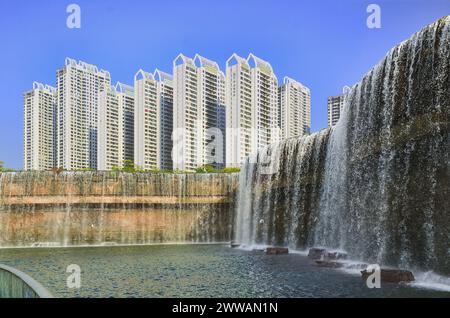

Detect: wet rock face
[235, 16, 450, 275]
[0, 172, 239, 247]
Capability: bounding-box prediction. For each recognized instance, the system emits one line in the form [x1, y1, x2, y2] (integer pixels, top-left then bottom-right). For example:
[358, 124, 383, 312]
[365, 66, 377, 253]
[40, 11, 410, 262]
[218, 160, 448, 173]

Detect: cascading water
[0, 171, 238, 247]
[235, 16, 450, 275]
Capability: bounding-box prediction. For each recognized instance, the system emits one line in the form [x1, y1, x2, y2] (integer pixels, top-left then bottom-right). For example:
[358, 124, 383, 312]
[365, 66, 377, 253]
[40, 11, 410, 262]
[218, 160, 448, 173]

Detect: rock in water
[308, 248, 328, 260]
[326, 251, 348, 260]
[230, 242, 240, 248]
[361, 269, 415, 283]
[266, 247, 289, 255]
[308, 248, 348, 261]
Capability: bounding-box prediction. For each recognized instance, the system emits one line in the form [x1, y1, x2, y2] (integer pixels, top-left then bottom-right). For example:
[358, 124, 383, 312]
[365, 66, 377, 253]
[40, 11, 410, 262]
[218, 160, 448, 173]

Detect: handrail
[0, 264, 53, 298]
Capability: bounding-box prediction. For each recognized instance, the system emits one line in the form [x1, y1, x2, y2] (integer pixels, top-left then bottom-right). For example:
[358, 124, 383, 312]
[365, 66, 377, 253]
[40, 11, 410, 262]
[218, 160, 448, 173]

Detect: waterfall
[235, 16, 450, 275]
[234, 130, 330, 248]
[0, 171, 238, 247]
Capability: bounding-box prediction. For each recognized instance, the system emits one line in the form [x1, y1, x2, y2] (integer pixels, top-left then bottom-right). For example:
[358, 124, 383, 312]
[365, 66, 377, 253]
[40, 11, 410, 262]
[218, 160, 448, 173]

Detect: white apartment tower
[279, 77, 311, 139]
[173, 54, 226, 171]
[154, 70, 174, 171]
[194, 54, 226, 169]
[97, 82, 134, 170]
[225, 53, 279, 168]
[117, 82, 135, 166]
[327, 93, 346, 127]
[134, 69, 174, 171]
[56, 58, 111, 170]
[23, 82, 57, 171]
[225, 54, 253, 167]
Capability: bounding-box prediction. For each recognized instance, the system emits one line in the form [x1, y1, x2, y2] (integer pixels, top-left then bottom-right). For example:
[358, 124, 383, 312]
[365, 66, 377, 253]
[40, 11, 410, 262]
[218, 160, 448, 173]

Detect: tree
[195, 165, 217, 173]
[122, 160, 140, 172]
[111, 160, 143, 173]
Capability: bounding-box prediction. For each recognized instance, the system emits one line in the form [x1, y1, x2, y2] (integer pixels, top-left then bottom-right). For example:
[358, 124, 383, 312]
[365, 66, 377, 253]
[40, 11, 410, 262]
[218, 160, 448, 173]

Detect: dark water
[0, 245, 448, 298]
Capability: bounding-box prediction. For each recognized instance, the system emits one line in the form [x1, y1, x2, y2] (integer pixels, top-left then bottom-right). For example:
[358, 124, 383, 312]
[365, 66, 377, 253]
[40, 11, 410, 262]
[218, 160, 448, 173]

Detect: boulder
[308, 248, 348, 261]
[266, 247, 289, 255]
[230, 242, 240, 248]
[327, 251, 348, 260]
[308, 248, 327, 260]
[361, 268, 415, 283]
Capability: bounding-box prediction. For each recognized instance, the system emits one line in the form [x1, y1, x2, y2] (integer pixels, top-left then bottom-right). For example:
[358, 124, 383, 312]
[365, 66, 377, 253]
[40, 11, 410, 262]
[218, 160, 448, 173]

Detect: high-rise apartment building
[173, 54, 225, 171]
[279, 77, 311, 139]
[23, 82, 57, 171]
[56, 58, 111, 170]
[249, 54, 280, 150]
[225, 54, 253, 167]
[134, 69, 174, 171]
[194, 54, 226, 169]
[117, 82, 135, 167]
[327, 93, 346, 127]
[97, 82, 134, 170]
[154, 70, 174, 171]
[26, 55, 310, 171]
[225, 53, 279, 168]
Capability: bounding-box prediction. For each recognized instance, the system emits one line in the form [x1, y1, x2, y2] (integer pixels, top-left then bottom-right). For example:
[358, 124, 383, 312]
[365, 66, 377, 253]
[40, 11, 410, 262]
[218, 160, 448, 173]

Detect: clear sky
[0, 0, 449, 169]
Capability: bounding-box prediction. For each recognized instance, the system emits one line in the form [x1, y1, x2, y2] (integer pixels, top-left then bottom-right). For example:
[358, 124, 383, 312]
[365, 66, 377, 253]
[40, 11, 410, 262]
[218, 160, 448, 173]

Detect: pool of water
[0, 244, 449, 298]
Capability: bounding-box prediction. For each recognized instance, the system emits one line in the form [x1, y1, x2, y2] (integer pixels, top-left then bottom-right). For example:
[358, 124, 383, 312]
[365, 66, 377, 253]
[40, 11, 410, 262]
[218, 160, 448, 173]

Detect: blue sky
[0, 0, 449, 169]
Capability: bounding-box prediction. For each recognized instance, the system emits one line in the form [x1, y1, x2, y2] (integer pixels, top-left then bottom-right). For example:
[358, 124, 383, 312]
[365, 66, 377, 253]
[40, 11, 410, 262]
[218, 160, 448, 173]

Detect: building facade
[173, 54, 226, 171]
[97, 82, 134, 170]
[56, 58, 111, 170]
[134, 69, 174, 171]
[116, 82, 135, 167]
[279, 76, 311, 139]
[23, 82, 57, 171]
[225, 54, 253, 167]
[194, 54, 226, 169]
[25, 55, 312, 171]
[327, 93, 346, 127]
[154, 69, 174, 171]
[173, 54, 198, 171]
[225, 53, 279, 168]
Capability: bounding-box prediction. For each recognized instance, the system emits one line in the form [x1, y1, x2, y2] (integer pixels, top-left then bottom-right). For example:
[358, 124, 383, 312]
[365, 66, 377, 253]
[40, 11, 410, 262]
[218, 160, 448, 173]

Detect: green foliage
[195, 165, 241, 174]
[111, 160, 145, 173]
[221, 167, 241, 173]
[54, 162, 240, 174]
[195, 165, 216, 174]
[122, 160, 141, 172]
[0, 161, 15, 172]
